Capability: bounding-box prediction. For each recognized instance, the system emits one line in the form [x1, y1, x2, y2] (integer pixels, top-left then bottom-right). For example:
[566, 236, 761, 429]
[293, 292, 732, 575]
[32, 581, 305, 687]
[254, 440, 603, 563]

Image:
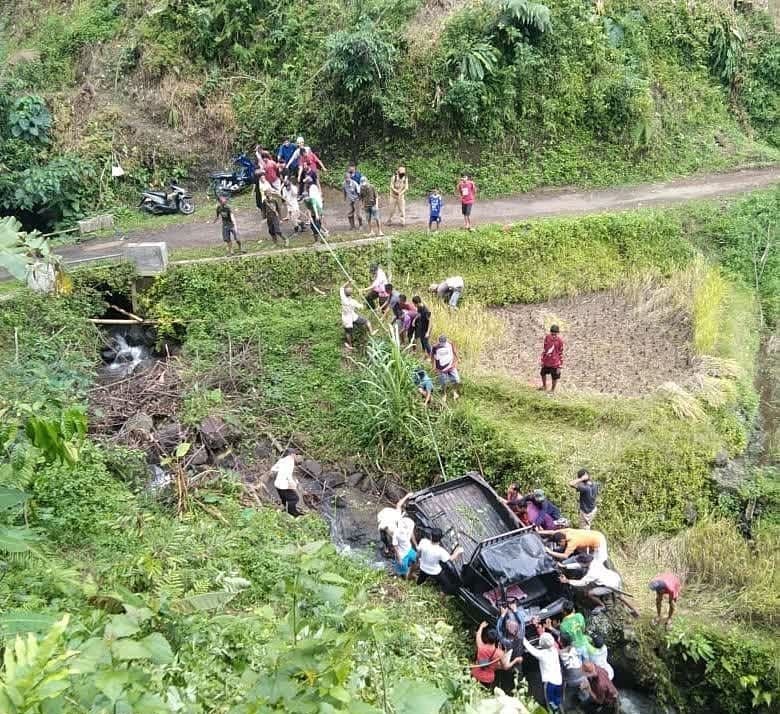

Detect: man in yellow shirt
[540, 528, 609, 565]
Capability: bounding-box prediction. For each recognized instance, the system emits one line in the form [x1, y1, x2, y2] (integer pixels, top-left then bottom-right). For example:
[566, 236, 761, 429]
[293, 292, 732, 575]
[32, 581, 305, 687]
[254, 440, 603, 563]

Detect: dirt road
[57, 166, 780, 265]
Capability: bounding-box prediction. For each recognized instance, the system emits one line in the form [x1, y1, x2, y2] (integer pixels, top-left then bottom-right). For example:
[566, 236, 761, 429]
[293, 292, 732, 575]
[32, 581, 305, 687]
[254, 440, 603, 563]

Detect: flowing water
[106, 334, 149, 375]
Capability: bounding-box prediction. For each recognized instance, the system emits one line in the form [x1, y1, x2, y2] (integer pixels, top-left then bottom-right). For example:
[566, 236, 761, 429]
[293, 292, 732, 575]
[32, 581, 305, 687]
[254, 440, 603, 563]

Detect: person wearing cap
[429, 275, 464, 310]
[540, 324, 565, 393]
[522, 629, 562, 711]
[271, 448, 303, 516]
[531, 488, 563, 522]
[360, 176, 383, 237]
[431, 335, 460, 403]
[570, 468, 600, 529]
[412, 367, 434, 405]
[649, 572, 682, 626]
[387, 166, 409, 226]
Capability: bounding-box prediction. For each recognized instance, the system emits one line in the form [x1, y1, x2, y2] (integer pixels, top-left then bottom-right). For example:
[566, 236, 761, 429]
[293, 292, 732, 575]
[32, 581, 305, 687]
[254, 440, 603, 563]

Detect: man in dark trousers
[213, 195, 241, 254]
[540, 324, 564, 393]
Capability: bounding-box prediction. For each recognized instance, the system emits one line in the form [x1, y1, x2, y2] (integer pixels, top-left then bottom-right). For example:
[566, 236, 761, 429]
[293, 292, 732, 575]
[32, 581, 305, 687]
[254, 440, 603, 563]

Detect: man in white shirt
[340, 282, 375, 350]
[415, 527, 463, 594]
[270, 448, 303, 517]
[559, 554, 639, 617]
[429, 275, 465, 309]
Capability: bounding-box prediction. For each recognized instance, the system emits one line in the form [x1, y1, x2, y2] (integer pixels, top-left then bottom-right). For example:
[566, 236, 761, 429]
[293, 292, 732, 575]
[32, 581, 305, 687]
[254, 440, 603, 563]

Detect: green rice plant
[354, 337, 425, 454]
[692, 266, 727, 355]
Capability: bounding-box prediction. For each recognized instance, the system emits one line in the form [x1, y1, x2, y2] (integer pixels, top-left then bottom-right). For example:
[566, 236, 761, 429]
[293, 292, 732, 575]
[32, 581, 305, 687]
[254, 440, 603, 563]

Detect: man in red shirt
[540, 324, 564, 393]
[650, 572, 682, 626]
[456, 173, 476, 231]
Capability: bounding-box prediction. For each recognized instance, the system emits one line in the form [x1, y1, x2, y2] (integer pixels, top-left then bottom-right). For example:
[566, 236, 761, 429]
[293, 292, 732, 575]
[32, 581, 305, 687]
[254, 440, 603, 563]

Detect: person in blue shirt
[428, 189, 443, 232]
[412, 368, 433, 406]
[348, 164, 363, 186]
[276, 138, 297, 174]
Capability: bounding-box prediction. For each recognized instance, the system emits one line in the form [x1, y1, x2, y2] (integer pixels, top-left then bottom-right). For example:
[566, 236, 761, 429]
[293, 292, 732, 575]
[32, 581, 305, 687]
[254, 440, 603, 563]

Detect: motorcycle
[208, 153, 255, 196]
[139, 184, 195, 215]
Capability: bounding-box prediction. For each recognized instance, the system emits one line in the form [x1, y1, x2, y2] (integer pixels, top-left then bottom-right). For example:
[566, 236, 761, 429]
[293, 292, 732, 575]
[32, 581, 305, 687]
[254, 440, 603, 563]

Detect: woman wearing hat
[387, 166, 408, 226]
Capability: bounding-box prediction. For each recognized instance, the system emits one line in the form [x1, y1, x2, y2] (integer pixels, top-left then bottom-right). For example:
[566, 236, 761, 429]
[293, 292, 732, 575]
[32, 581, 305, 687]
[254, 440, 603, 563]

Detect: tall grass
[618, 517, 779, 626]
[428, 302, 505, 371]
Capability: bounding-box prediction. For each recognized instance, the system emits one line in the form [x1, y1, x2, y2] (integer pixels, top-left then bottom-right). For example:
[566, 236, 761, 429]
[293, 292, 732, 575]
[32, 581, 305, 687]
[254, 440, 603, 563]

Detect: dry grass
[616, 518, 779, 626]
[429, 302, 505, 371]
[655, 381, 706, 422]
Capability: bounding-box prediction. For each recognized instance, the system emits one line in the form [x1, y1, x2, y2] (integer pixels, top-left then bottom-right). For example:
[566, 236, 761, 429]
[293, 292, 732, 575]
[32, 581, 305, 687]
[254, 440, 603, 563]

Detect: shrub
[6, 96, 51, 143]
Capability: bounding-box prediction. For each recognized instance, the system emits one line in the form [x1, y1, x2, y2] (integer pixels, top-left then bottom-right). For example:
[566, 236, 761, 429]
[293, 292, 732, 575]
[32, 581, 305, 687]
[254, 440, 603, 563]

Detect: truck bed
[405, 473, 518, 568]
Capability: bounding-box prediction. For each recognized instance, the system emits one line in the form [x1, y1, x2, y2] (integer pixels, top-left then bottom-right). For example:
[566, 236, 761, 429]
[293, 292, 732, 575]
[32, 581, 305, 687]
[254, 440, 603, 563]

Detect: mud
[480, 290, 694, 397]
[56, 166, 780, 265]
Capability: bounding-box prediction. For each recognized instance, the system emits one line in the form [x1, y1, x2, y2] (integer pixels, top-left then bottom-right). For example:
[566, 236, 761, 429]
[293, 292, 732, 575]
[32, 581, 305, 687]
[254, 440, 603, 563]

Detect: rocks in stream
[347, 472, 366, 488]
[301, 459, 323, 478]
[198, 415, 240, 451]
[154, 422, 186, 453]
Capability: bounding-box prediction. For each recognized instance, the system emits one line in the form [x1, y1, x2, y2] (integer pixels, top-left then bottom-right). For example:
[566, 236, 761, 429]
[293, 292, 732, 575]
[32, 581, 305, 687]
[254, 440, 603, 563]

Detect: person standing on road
[569, 468, 600, 529]
[430, 275, 464, 310]
[360, 177, 384, 237]
[271, 448, 303, 516]
[456, 173, 477, 230]
[427, 188, 443, 232]
[387, 166, 408, 226]
[411, 295, 432, 354]
[213, 195, 241, 254]
[343, 171, 363, 231]
[431, 334, 461, 403]
[650, 572, 682, 626]
[540, 324, 564, 393]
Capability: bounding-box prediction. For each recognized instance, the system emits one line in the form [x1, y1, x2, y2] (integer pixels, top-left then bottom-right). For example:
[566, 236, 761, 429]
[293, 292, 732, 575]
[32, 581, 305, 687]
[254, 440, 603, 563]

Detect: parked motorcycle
[139, 185, 195, 215]
[208, 153, 255, 196]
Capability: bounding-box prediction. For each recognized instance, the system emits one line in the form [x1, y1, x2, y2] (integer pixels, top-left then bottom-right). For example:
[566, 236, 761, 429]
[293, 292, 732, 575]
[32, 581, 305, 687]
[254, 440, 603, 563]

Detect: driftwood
[107, 303, 144, 322]
[89, 318, 158, 325]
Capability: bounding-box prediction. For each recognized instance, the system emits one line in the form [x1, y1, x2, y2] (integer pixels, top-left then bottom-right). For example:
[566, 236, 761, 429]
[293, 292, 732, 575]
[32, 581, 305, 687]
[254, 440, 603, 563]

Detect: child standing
[428, 189, 443, 232]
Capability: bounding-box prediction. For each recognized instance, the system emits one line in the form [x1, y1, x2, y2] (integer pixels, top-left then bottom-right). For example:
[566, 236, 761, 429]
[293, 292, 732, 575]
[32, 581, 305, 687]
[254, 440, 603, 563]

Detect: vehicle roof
[405, 473, 518, 565]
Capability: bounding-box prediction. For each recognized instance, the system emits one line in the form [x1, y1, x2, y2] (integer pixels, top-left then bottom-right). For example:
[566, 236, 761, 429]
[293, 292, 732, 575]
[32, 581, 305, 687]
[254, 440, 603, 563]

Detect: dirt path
[56, 166, 780, 265]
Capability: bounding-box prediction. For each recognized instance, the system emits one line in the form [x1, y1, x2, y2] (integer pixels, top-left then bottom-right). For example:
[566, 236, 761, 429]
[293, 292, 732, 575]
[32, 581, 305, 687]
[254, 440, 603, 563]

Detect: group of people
[375, 472, 682, 712]
[213, 136, 482, 252]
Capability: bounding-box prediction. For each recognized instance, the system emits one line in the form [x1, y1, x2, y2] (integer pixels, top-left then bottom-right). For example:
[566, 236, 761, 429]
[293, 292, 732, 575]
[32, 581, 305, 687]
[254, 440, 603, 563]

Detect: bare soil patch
[480, 290, 695, 397]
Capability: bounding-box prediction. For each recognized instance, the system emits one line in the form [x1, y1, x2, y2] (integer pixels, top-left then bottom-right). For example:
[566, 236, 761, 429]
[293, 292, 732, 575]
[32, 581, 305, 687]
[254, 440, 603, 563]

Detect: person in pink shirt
[650, 572, 682, 626]
[540, 324, 565, 393]
[456, 173, 477, 230]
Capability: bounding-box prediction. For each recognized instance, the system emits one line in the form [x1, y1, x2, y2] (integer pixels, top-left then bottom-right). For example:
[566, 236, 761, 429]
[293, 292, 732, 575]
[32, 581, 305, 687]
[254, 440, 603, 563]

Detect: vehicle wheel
[140, 199, 154, 213]
[179, 199, 195, 215]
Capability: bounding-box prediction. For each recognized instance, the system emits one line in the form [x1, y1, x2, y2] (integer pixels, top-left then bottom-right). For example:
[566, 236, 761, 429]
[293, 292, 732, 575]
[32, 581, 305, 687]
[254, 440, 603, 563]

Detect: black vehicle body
[139, 185, 195, 215]
[405, 473, 567, 630]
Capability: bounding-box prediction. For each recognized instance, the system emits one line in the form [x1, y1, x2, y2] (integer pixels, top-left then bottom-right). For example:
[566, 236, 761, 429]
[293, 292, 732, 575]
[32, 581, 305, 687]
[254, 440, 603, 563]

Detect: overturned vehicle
[404, 473, 567, 628]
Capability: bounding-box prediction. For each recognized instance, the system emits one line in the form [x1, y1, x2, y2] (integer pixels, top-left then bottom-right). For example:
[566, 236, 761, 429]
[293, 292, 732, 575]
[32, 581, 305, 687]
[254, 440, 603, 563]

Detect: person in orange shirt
[540, 528, 609, 565]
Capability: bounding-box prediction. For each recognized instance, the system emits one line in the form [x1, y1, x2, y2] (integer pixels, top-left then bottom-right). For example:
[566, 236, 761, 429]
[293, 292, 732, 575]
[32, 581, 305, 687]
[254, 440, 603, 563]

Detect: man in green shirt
[559, 600, 593, 657]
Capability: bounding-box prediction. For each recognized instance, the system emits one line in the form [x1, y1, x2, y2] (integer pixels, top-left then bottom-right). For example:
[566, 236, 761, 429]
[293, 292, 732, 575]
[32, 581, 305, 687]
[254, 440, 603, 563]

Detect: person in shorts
[427, 188, 443, 231]
[340, 282, 375, 350]
[360, 176, 383, 237]
[456, 173, 476, 230]
[540, 324, 564, 393]
[213, 195, 241, 254]
[431, 334, 460, 403]
[413, 367, 434, 406]
[649, 572, 682, 626]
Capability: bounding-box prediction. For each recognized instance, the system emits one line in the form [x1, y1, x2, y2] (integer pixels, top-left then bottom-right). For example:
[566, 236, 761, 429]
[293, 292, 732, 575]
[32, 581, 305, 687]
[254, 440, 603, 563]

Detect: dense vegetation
[1, 0, 779, 229]
[1, 191, 778, 711]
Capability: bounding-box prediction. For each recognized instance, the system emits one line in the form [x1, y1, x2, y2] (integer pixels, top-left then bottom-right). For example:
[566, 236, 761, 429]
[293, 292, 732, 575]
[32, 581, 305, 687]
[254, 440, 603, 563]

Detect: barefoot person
[340, 282, 375, 350]
[213, 195, 241, 254]
[431, 334, 461, 403]
[456, 173, 476, 230]
[650, 572, 682, 626]
[540, 324, 564, 393]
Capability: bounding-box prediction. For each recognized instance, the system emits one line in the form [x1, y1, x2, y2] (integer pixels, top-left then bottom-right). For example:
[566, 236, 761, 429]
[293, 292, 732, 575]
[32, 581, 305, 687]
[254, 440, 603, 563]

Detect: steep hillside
[0, 0, 779, 229]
